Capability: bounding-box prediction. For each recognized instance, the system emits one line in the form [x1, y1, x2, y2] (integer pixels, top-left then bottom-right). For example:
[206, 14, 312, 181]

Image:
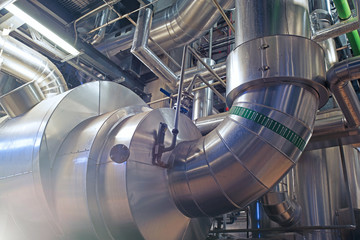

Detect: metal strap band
[229, 106, 306, 151]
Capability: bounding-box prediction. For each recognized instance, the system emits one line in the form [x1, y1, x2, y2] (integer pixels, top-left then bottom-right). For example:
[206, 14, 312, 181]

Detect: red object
[225, 107, 229, 111]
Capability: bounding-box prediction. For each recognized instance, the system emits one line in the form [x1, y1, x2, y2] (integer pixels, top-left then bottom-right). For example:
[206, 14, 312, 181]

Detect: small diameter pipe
[211, 0, 235, 33]
[148, 82, 222, 105]
[333, 0, 360, 55]
[312, 0, 360, 42]
[188, 46, 226, 88]
[209, 225, 356, 233]
[187, 74, 226, 103]
[163, 45, 187, 153]
[174, 45, 188, 132]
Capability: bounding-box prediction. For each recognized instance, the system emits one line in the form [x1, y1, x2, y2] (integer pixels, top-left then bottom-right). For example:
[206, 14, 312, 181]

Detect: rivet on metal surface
[259, 65, 270, 72]
[260, 44, 270, 49]
[110, 144, 130, 164]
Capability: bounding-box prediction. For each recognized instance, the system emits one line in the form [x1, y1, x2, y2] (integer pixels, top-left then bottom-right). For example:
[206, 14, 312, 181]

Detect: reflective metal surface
[294, 146, 353, 239]
[0, 80, 44, 118]
[327, 56, 360, 128]
[234, 0, 311, 47]
[261, 191, 301, 227]
[179, 62, 227, 86]
[169, 82, 320, 217]
[131, 8, 178, 85]
[226, 35, 328, 108]
[0, 81, 146, 239]
[98, 0, 234, 53]
[311, 0, 360, 42]
[192, 58, 215, 120]
[168, 0, 326, 218]
[91, 8, 110, 45]
[0, 32, 67, 97]
[0, 81, 211, 239]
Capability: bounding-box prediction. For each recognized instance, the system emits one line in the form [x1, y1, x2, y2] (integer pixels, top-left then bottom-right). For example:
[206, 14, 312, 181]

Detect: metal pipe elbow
[169, 83, 319, 218]
[261, 191, 301, 227]
[326, 57, 360, 128]
[0, 32, 67, 98]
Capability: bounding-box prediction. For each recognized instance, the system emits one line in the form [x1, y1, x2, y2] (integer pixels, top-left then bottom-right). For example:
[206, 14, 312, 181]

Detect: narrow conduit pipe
[168, 0, 328, 218]
[326, 56, 360, 128]
[91, 8, 110, 45]
[0, 32, 67, 97]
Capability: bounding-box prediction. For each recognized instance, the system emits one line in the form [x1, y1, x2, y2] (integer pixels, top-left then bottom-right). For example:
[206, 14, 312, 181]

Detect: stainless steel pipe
[261, 191, 301, 227]
[192, 58, 215, 121]
[168, 0, 328, 218]
[326, 56, 360, 128]
[0, 32, 67, 97]
[98, 0, 234, 53]
[131, 8, 178, 85]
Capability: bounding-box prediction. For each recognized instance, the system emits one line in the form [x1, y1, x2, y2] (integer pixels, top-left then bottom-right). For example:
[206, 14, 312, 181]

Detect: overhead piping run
[0, 32, 67, 97]
[131, 8, 178, 86]
[312, 0, 360, 42]
[91, 8, 110, 45]
[168, 0, 328, 218]
[327, 56, 360, 128]
[0, 32, 67, 117]
[97, 0, 234, 54]
[333, 0, 360, 55]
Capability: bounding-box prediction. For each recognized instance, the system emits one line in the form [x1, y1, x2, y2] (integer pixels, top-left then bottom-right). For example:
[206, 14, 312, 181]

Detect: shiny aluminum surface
[98, 0, 234, 53]
[53, 106, 210, 240]
[261, 191, 301, 227]
[0, 81, 148, 239]
[169, 83, 319, 217]
[294, 146, 353, 239]
[0, 32, 67, 97]
[131, 8, 178, 85]
[0, 80, 44, 118]
[192, 58, 215, 120]
[226, 35, 328, 108]
[326, 56, 360, 128]
[0, 80, 211, 239]
[234, 0, 311, 47]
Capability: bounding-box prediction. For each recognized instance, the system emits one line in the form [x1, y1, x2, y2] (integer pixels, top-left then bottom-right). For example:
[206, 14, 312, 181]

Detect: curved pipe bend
[326, 56, 360, 128]
[0, 32, 67, 97]
[169, 83, 320, 217]
[99, 0, 234, 53]
[261, 191, 301, 227]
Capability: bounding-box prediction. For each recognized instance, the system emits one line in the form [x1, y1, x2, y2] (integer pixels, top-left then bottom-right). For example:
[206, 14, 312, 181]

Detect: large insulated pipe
[0, 32, 67, 97]
[168, 0, 328, 218]
[97, 0, 234, 53]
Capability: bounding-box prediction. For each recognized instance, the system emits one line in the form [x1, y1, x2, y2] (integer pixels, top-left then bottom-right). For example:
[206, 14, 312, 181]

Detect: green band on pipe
[333, 0, 352, 19]
[347, 30, 360, 56]
[229, 106, 306, 151]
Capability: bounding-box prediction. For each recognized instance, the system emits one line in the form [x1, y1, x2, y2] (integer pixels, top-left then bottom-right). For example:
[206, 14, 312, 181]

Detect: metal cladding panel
[226, 35, 328, 108]
[125, 108, 211, 240]
[0, 81, 148, 239]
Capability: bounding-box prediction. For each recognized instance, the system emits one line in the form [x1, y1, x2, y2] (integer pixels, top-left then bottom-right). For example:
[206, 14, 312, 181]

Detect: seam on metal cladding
[214, 124, 269, 190]
[235, 101, 311, 130]
[203, 132, 241, 209]
[0, 171, 33, 180]
[226, 116, 297, 166]
[229, 106, 306, 151]
[184, 140, 212, 217]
